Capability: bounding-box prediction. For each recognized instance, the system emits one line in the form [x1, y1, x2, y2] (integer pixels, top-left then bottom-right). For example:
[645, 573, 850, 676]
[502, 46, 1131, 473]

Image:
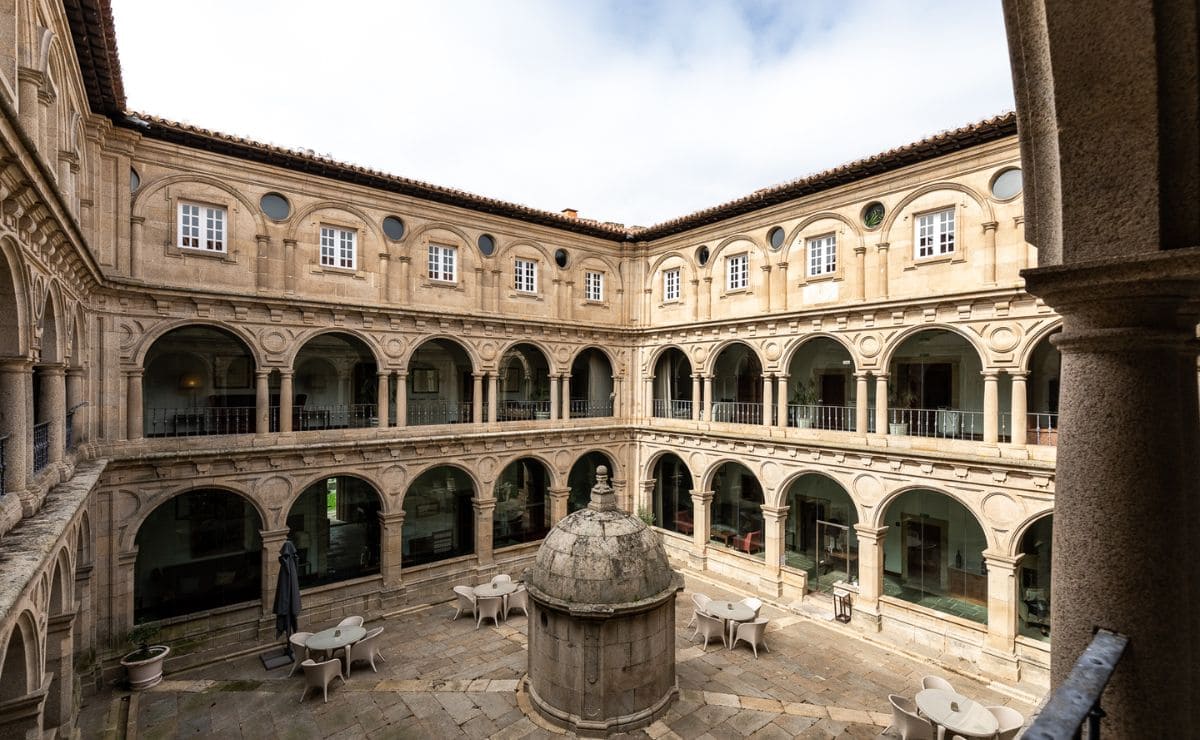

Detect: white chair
[886, 694, 934, 740]
[505, 585, 529, 619]
[286, 631, 314, 678]
[921, 675, 955, 692]
[476, 596, 503, 629]
[739, 596, 764, 618]
[686, 593, 712, 633]
[731, 618, 770, 658]
[337, 615, 364, 628]
[451, 585, 477, 620]
[299, 658, 344, 703]
[346, 627, 386, 675]
[694, 611, 727, 650]
[987, 705, 1024, 740]
[491, 574, 513, 586]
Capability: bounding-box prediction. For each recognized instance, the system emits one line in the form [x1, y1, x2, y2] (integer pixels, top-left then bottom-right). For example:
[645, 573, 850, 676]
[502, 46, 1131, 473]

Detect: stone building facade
[0, 0, 1064, 736]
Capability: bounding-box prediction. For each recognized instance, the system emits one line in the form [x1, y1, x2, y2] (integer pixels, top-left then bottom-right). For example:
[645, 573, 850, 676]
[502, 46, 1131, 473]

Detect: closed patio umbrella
[263, 541, 302, 670]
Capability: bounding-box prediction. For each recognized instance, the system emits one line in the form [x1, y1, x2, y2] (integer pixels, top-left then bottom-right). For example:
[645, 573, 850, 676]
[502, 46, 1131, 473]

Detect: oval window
[768, 226, 785, 250]
[382, 216, 405, 241]
[260, 192, 291, 220]
[478, 234, 496, 256]
[862, 201, 885, 229]
[991, 168, 1023, 200]
[696, 245, 710, 266]
[130, 168, 140, 193]
[554, 248, 569, 268]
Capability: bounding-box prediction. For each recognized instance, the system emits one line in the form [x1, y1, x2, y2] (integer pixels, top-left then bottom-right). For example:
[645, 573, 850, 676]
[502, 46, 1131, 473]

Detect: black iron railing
[652, 399, 693, 419]
[568, 399, 612, 418]
[32, 421, 49, 473]
[146, 406, 256, 437]
[1024, 629, 1128, 740]
[0, 433, 7, 497]
[496, 400, 552, 421]
[297, 404, 378, 430]
[66, 402, 86, 450]
[407, 400, 473, 426]
[787, 404, 857, 431]
[888, 407, 983, 440]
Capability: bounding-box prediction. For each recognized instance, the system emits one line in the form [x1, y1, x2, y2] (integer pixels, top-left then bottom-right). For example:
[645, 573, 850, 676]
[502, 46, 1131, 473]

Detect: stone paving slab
[79, 579, 1034, 738]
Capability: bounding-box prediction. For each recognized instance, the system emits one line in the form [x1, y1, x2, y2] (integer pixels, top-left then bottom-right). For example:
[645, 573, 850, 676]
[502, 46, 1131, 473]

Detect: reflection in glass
[1019, 515, 1052, 641]
[651, 453, 693, 534]
[784, 474, 859, 592]
[403, 466, 475, 567]
[287, 476, 381, 589]
[493, 458, 550, 547]
[710, 462, 764, 555]
[567, 451, 614, 513]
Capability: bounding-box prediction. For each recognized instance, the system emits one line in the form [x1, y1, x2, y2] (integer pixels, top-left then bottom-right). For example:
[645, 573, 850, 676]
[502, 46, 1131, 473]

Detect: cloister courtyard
[79, 576, 1034, 739]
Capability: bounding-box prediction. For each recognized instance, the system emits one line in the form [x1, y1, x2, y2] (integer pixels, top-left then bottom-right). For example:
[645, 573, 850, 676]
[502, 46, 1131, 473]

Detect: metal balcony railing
[0, 433, 7, 497]
[652, 399, 693, 419]
[496, 400, 552, 422]
[65, 402, 86, 449]
[32, 421, 49, 473]
[1024, 629, 1127, 740]
[408, 400, 474, 426]
[787, 404, 857, 431]
[710, 401, 763, 425]
[297, 404, 378, 430]
[146, 406, 256, 437]
[888, 408, 983, 440]
[569, 399, 613, 418]
[1028, 412, 1059, 445]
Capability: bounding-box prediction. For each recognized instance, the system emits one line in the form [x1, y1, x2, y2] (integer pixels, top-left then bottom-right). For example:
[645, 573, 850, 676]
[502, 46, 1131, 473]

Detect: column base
[978, 646, 1020, 682]
[688, 550, 708, 571]
[756, 574, 783, 598]
[850, 606, 882, 634]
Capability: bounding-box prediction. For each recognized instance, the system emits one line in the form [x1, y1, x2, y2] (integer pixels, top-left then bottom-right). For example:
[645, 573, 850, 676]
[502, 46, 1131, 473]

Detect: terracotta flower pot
[120, 645, 170, 690]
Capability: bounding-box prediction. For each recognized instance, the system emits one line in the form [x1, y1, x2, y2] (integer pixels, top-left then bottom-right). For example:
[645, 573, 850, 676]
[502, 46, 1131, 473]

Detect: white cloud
[110, 0, 1014, 227]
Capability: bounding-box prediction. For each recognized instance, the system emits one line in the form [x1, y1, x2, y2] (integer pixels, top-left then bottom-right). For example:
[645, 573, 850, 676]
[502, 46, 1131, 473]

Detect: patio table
[306, 625, 366, 677]
[704, 600, 756, 649]
[915, 688, 998, 738]
[473, 582, 518, 599]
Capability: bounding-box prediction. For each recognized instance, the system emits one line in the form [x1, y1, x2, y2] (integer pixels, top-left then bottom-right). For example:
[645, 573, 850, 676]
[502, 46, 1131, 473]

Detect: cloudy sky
[110, 1, 1015, 227]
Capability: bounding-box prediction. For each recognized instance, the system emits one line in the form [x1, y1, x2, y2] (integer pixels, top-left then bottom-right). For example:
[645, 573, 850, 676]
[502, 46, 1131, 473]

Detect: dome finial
[588, 465, 617, 512]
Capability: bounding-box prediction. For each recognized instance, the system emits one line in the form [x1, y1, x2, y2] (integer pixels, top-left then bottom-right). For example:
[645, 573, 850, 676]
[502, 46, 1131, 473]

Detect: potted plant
[888, 384, 918, 435]
[789, 378, 818, 428]
[120, 624, 170, 691]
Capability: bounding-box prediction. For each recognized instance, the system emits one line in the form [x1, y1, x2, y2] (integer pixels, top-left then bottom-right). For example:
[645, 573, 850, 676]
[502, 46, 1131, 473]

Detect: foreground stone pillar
[0, 359, 32, 497]
[548, 486, 570, 525]
[278, 371, 293, 433]
[691, 374, 701, 420]
[255, 370, 270, 437]
[982, 371, 999, 443]
[1009, 371, 1027, 447]
[761, 374, 773, 426]
[395, 371, 408, 427]
[702, 375, 713, 421]
[473, 498, 496, 565]
[561, 374, 571, 420]
[643, 375, 654, 417]
[378, 511, 405, 591]
[688, 489, 713, 570]
[852, 524, 887, 630]
[125, 369, 142, 441]
[980, 551, 1022, 681]
[549, 373, 559, 421]
[472, 372, 484, 424]
[487, 373, 498, 423]
[758, 505, 786, 597]
[873, 374, 888, 435]
[376, 371, 390, 427]
[775, 374, 788, 428]
[855, 372, 870, 433]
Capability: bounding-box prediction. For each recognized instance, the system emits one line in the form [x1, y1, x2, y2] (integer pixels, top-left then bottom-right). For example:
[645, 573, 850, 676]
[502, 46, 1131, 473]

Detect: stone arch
[495, 338, 558, 374]
[873, 483, 997, 551]
[38, 280, 63, 364]
[75, 509, 92, 568]
[285, 471, 390, 516]
[0, 610, 40, 704]
[703, 338, 765, 375]
[645, 250, 697, 289]
[285, 327, 386, 368]
[406, 221, 473, 250]
[491, 452, 561, 491]
[780, 333, 860, 373]
[568, 344, 617, 369]
[700, 456, 762, 493]
[400, 462, 482, 510]
[877, 323, 989, 371]
[132, 319, 265, 369]
[122, 483, 267, 553]
[879, 181, 994, 244]
[642, 449, 700, 490]
[495, 238, 555, 266]
[131, 173, 269, 235]
[492, 455, 555, 546]
[284, 200, 386, 246]
[644, 343, 691, 375]
[770, 468, 864, 521]
[1018, 320, 1064, 373]
[781, 211, 864, 264]
[0, 236, 29, 356]
[68, 304, 86, 368]
[402, 464, 477, 566]
[402, 335, 481, 373]
[47, 546, 72, 616]
[286, 474, 386, 586]
[706, 235, 768, 275]
[1009, 508, 1055, 558]
[566, 449, 618, 513]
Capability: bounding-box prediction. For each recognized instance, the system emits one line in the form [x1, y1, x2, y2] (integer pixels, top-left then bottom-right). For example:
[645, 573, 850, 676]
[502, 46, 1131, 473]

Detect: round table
[306, 626, 366, 676]
[704, 600, 756, 648]
[474, 582, 518, 599]
[915, 688, 998, 738]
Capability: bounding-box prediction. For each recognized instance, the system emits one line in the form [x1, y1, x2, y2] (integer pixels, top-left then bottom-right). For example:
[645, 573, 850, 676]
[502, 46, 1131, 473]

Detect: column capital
[255, 369, 271, 380]
[689, 489, 714, 504]
[981, 370, 1001, 380]
[776, 261, 789, 269]
[278, 368, 294, 378]
[1008, 370, 1028, 380]
[761, 504, 788, 519]
[876, 242, 890, 252]
[472, 497, 497, 513]
[854, 371, 872, 381]
[48, 611, 76, 633]
[873, 372, 889, 381]
[854, 245, 867, 255]
[396, 370, 409, 380]
[259, 527, 291, 542]
[0, 357, 35, 372]
[547, 486, 570, 496]
[981, 220, 1000, 232]
[982, 550, 1025, 569]
[36, 363, 66, 375]
[853, 523, 889, 539]
[473, 371, 486, 379]
[775, 373, 789, 381]
[64, 366, 85, 378]
[377, 369, 392, 378]
[378, 511, 406, 526]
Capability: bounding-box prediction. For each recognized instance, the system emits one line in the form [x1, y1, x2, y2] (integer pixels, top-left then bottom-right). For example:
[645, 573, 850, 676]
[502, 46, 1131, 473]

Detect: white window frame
[915, 207, 956, 258]
[427, 243, 457, 282]
[320, 225, 356, 269]
[663, 268, 681, 302]
[807, 233, 837, 276]
[177, 201, 227, 252]
[585, 270, 604, 302]
[514, 257, 537, 293]
[726, 253, 748, 291]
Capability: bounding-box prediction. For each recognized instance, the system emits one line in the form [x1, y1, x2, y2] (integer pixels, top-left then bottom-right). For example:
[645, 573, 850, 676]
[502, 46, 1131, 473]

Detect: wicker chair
[921, 675, 955, 692]
[886, 694, 934, 740]
[694, 611, 727, 650]
[686, 593, 712, 633]
[346, 627, 386, 675]
[739, 596, 764, 618]
[451, 585, 477, 620]
[286, 631, 314, 678]
[731, 618, 770, 658]
[299, 658, 344, 703]
[505, 585, 529, 619]
[987, 705, 1025, 740]
[476, 596, 503, 629]
[490, 574, 513, 586]
[336, 616, 364, 628]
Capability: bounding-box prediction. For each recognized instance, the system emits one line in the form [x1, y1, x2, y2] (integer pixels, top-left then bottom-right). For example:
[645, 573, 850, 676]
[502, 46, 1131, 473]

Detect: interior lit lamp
[178, 374, 202, 407]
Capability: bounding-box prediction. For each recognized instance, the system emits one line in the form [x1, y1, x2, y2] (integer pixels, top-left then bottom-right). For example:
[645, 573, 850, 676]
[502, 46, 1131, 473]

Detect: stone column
[876, 243, 890, 299]
[853, 246, 867, 300]
[17, 68, 41, 142]
[74, 565, 94, 657]
[548, 486, 571, 525]
[116, 549, 138, 644]
[549, 373, 560, 421]
[376, 371, 390, 427]
[761, 374, 773, 426]
[472, 372, 484, 424]
[44, 611, 75, 734]
[644, 375, 655, 418]
[560, 374, 571, 420]
[853, 524, 888, 629]
[982, 221, 999, 285]
[1009, 371, 1027, 447]
[980, 551, 1023, 681]
[125, 369, 143, 441]
[759, 265, 772, 312]
[639, 480, 656, 522]
[611, 376, 622, 417]
[397, 255, 411, 304]
[283, 239, 297, 292]
[759, 505, 787, 597]
[487, 373, 498, 423]
[65, 367, 84, 447]
[690, 279, 701, 322]
[982, 371, 999, 443]
[386, 254, 402, 302]
[702, 375, 713, 421]
[255, 234, 271, 290]
[278, 370, 294, 433]
[702, 276, 713, 320]
[0, 361, 33, 500]
[395, 371, 408, 427]
[39, 364, 65, 465]
[688, 490, 714, 570]
[378, 511, 405, 590]
[874, 374, 888, 435]
[776, 261, 789, 311]
[691, 374, 701, 420]
[259, 528, 291, 615]
[377, 253, 391, 302]
[473, 498, 496, 565]
[129, 216, 144, 279]
[855, 372, 870, 433]
[775, 374, 788, 428]
[255, 370, 270, 437]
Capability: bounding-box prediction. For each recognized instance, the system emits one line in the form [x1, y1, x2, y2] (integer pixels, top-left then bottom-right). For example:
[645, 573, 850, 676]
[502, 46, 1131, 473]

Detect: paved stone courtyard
[81, 576, 1034, 738]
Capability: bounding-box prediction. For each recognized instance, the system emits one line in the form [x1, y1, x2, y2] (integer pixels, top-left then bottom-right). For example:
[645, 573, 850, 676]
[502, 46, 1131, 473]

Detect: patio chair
[491, 574, 513, 587]
[451, 585, 477, 620]
[921, 675, 955, 692]
[731, 618, 770, 658]
[886, 694, 934, 740]
[686, 593, 712, 633]
[694, 611, 727, 650]
[337, 616, 364, 628]
[739, 596, 764, 618]
[286, 631, 314, 678]
[299, 658, 344, 703]
[674, 510, 694, 535]
[735, 530, 762, 554]
[505, 585, 529, 619]
[476, 596, 503, 629]
[986, 706, 1025, 740]
[346, 627, 386, 675]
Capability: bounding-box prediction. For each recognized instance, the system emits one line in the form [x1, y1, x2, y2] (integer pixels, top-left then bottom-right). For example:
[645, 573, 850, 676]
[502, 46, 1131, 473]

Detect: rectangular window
[726, 253, 748, 291]
[178, 202, 226, 252]
[514, 258, 537, 293]
[916, 208, 956, 258]
[585, 270, 603, 302]
[427, 244, 457, 282]
[807, 233, 837, 276]
[664, 268, 680, 301]
[320, 226, 356, 269]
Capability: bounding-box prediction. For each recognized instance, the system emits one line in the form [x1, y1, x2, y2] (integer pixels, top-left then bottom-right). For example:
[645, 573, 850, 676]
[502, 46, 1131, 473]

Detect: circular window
[130, 168, 140, 193]
[862, 201, 885, 229]
[478, 234, 495, 256]
[767, 226, 785, 250]
[696, 245, 710, 266]
[382, 216, 405, 241]
[991, 167, 1023, 200]
[260, 192, 291, 220]
[554, 248, 569, 268]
